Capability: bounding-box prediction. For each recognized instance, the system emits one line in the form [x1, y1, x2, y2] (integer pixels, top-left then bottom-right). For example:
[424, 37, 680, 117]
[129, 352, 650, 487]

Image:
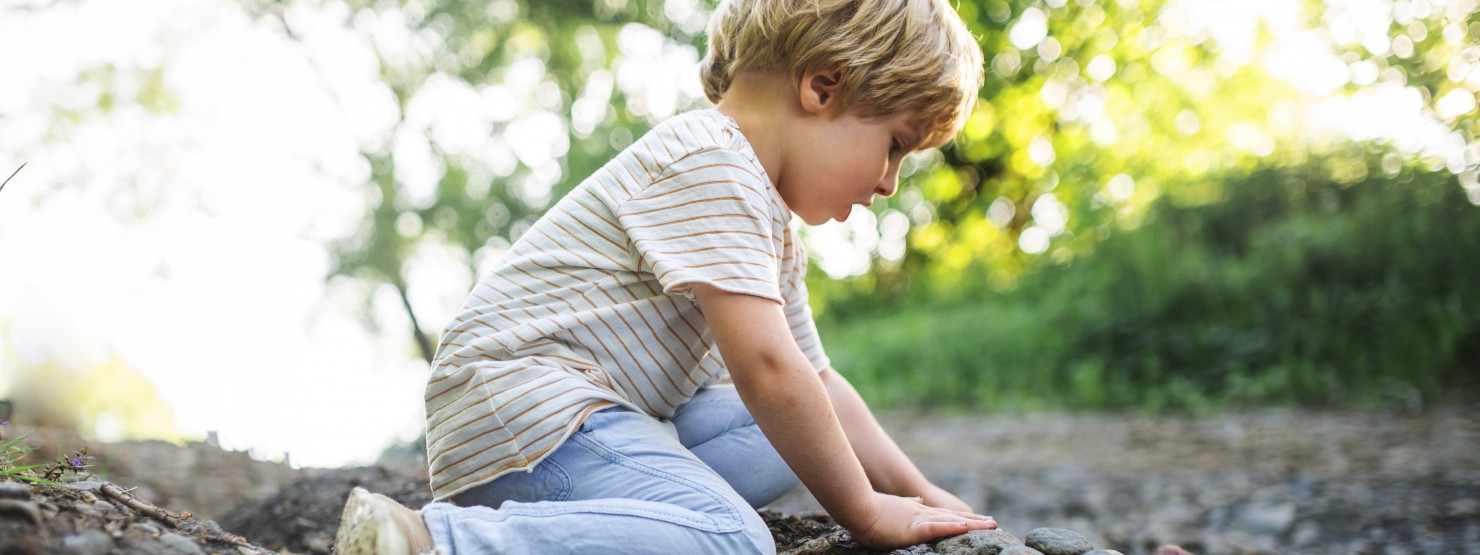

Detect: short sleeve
[781, 229, 833, 373]
[617, 148, 784, 304]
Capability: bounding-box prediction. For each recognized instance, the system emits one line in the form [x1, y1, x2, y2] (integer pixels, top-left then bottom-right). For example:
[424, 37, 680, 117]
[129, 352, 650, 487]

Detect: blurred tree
[239, 0, 714, 362]
[814, 0, 1479, 316]
[231, 0, 1479, 360]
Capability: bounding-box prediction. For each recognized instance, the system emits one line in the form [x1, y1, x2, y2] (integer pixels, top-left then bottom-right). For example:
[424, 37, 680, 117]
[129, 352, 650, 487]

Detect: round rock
[935, 529, 1024, 555]
[1023, 527, 1094, 555]
[158, 532, 207, 555]
[60, 530, 115, 555]
[1000, 547, 1045, 555]
[65, 481, 104, 493]
[1084, 551, 1124, 555]
[0, 481, 32, 500]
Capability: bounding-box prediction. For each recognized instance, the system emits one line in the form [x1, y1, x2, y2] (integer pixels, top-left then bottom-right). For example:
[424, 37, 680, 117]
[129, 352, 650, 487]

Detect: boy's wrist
[831, 490, 884, 532]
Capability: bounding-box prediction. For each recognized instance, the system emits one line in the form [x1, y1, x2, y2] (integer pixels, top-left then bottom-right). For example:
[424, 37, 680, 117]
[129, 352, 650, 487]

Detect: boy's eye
[890, 138, 903, 156]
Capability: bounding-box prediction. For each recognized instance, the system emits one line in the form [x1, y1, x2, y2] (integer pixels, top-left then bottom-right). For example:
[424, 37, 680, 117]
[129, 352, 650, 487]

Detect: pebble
[890, 545, 936, 555]
[60, 530, 114, 555]
[935, 529, 1024, 554]
[1229, 502, 1296, 535]
[1291, 520, 1321, 546]
[1448, 497, 1480, 518]
[1023, 527, 1094, 555]
[0, 481, 32, 500]
[999, 547, 1044, 555]
[72, 500, 105, 517]
[158, 532, 207, 555]
[1083, 551, 1124, 555]
[134, 522, 163, 536]
[66, 481, 105, 493]
[0, 498, 42, 526]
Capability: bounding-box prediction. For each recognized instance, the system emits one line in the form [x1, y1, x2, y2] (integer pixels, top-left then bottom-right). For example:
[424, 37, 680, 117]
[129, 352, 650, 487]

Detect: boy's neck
[713, 71, 798, 190]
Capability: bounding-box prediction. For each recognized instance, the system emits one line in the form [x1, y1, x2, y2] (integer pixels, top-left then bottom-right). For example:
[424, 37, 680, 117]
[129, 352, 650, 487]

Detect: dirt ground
[4, 408, 1477, 554]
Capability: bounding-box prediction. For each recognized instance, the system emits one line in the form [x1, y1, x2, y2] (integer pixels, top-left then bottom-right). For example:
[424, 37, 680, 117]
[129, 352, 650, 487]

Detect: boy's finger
[948, 510, 996, 521]
[914, 521, 973, 533]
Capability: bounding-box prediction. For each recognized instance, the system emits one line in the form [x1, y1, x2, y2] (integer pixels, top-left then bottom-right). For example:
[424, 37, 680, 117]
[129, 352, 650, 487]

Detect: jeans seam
[571, 425, 747, 533]
[480, 501, 745, 532]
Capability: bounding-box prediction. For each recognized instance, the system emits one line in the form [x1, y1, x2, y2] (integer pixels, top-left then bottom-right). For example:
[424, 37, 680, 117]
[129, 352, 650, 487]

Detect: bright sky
[0, 0, 426, 467]
[0, 0, 1474, 468]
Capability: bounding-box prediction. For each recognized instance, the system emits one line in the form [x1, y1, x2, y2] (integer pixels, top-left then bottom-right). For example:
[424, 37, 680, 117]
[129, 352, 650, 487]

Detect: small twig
[98, 482, 262, 549]
[0, 162, 23, 194]
[99, 482, 184, 528]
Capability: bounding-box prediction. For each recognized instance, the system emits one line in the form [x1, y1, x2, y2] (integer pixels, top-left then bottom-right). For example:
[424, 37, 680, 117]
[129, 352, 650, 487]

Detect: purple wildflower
[70, 454, 85, 467]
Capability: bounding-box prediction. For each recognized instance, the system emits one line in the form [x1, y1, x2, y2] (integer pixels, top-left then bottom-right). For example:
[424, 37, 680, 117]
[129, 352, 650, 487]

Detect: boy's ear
[799, 66, 844, 115]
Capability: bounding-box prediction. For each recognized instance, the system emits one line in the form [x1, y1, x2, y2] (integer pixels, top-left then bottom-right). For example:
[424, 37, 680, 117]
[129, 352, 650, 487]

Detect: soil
[3, 408, 1477, 555]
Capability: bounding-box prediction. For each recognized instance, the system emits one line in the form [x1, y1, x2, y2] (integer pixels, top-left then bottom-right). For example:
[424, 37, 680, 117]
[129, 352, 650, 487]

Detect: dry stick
[97, 482, 260, 549]
[98, 482, 185, 527]
[0, 162, 23, 194]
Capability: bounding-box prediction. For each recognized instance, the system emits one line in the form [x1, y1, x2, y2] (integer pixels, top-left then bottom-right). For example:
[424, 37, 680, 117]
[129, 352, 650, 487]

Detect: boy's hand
[848, 492, 997, 550]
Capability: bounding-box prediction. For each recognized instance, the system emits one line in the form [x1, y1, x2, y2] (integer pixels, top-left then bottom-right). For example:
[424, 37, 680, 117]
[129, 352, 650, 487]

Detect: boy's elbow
[727, 344, 805, 385]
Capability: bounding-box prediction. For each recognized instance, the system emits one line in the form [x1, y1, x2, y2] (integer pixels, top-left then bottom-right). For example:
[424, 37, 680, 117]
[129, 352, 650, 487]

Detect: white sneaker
[334, 487, 437, 555]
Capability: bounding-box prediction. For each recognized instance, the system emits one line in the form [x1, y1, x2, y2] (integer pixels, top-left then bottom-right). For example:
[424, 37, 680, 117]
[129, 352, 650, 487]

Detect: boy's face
[778, 109, 919, 226]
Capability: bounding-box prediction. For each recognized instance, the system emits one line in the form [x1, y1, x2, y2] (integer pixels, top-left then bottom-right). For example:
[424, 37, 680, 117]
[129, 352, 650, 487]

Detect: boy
[335, 0, 989, 552]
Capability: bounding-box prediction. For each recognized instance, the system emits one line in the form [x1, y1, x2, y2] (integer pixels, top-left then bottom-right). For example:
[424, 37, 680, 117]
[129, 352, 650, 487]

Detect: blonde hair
[701, 0, 985, 150]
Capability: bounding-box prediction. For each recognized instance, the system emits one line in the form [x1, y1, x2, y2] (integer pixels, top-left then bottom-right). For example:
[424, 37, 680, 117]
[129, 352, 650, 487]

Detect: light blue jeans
[420, 385, 800, 553]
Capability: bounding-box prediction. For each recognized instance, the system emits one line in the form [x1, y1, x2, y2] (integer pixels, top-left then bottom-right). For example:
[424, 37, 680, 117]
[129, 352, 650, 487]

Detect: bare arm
[821, 368, 975, 512]
[692, 284, 994, 549]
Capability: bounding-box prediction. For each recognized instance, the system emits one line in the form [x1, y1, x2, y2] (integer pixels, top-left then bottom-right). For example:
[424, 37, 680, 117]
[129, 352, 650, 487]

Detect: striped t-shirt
[425, 109, 832, 501]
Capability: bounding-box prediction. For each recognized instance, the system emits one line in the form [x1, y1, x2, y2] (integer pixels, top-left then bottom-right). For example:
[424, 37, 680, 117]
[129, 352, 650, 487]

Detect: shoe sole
[334, 487, 413, 555]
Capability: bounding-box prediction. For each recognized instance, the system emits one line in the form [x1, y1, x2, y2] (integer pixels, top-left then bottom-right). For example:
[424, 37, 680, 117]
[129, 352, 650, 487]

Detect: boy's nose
[876, 173, 899, 198]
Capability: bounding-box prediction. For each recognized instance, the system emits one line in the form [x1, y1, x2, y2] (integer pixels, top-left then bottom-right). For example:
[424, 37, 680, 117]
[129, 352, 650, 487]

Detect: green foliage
[0, 431, 64, 487]
[223, 0, 1480, 366]
[821, 159, 1480, 412]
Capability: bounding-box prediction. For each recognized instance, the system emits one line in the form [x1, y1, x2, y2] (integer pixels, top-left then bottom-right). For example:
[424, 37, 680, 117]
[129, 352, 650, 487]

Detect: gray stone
[0, 481, 32, 499]
[1448, 498, 1480, 518]
[1229, 502, 1296, 536]
[999, 547, 1044, 555]
[0, 498, 42, 526]
[891, 545, 938, 555]
[1292, 520, 1321, 546]
[60, 530, 114, 555]
[158, 532, 207, 555]
[72, 500, 104, 517]
[65, 480, 104, 493]
[134, 522, 163, 536]
[934, 529, 1024, 554]
[1023, 528, 1094, 555]
[1083, 551, 1123, 555]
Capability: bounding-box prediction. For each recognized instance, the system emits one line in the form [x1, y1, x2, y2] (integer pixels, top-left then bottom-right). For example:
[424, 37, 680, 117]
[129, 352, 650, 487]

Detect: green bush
[819, 162, 1480, 412]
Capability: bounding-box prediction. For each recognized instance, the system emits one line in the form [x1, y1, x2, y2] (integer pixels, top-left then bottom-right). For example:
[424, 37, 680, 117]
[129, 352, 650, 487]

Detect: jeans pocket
[454, 448, 574, 507]
[539, 457, 573, 502]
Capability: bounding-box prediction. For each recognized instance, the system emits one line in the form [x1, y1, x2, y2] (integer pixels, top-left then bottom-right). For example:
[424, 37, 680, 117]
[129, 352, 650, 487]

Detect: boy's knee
[731, 508, 777, 554]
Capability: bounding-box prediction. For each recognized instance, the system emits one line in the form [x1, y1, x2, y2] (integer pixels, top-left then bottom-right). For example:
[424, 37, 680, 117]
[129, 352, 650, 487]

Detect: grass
[818, 161, 1480, 413]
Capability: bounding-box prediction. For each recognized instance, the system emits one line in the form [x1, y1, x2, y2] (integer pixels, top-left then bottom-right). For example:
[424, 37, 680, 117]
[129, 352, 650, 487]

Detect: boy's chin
[798, 212, 835, 226]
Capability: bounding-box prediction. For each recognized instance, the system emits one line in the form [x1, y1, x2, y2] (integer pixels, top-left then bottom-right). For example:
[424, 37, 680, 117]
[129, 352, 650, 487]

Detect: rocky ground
[2, 408, 1477, 554]
[763, 408, 1480, 554]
